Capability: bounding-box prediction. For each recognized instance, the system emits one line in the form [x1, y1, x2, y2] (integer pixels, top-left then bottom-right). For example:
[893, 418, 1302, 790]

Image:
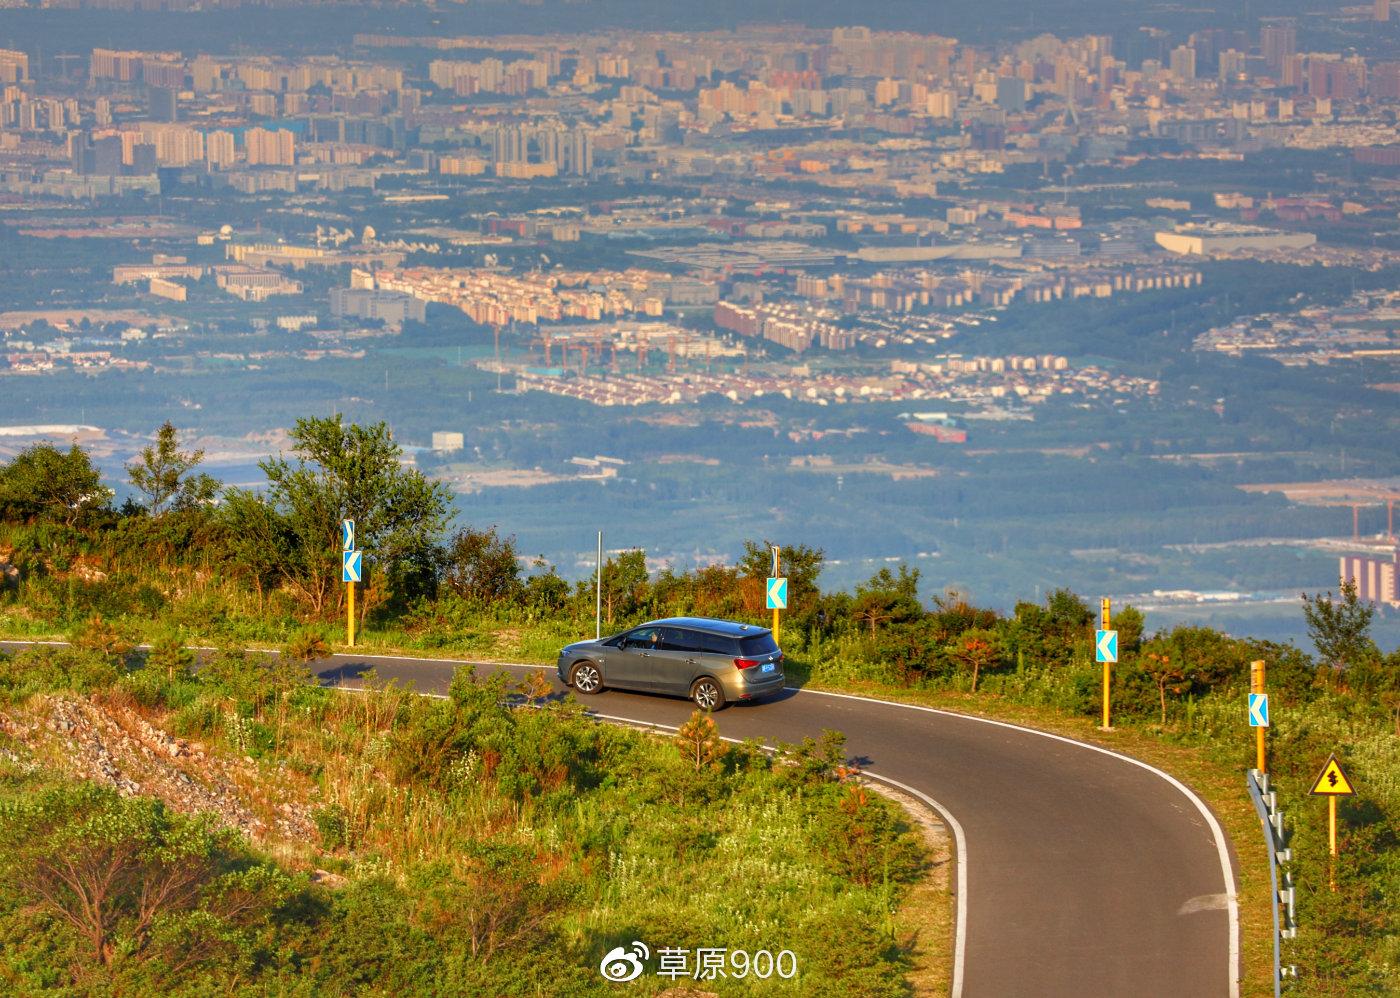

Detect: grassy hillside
[0, 644, 938, 995]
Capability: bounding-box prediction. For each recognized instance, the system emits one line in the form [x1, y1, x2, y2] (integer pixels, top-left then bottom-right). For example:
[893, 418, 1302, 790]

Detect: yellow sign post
[771, 547, 781, 643]
[341, 520, 360, 649]
[1250, 660, 1266, 774]
[1100, 598, 1111, 730]
[1309, 753, 1355, 890]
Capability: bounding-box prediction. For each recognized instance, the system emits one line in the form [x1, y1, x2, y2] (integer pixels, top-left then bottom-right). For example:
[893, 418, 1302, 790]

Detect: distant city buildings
[1341, 550, 1399, 608]
[1, 16, 1399, 420]
[330, 288, 426, 330]
[1155, 223, 1317, 256]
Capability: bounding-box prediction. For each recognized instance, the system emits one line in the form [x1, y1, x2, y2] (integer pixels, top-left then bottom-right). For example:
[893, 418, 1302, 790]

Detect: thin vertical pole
[1252, 660, 1267, 774]
[347, 579, 355, 647]
[596, 530, 602, 640]
[1101, 597, 1111, 730]
[771, 546, 780, 643]
[1329, 796, 1338, 890]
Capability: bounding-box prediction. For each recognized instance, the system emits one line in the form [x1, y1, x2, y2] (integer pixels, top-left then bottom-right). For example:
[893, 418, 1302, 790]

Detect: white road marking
[779, 685, 1241, 997]
[1178, 893, 1233, 915]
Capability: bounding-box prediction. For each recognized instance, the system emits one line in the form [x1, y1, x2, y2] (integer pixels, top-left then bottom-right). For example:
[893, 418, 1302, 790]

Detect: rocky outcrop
[0, 695, 316, 846]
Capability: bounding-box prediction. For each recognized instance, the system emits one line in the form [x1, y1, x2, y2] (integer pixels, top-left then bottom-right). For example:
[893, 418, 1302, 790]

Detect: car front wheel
[690, 676, 726, 712]
[570, 661, 604, 694]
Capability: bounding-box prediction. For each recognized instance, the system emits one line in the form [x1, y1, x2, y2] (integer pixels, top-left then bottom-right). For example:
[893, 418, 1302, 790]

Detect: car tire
[690, 676, 726, 712]
[570, 661, 604, 694]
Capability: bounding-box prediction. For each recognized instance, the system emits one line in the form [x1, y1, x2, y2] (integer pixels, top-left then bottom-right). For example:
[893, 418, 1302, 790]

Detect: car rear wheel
[690, 676, 726, 712]
[570, 661, 603, 694]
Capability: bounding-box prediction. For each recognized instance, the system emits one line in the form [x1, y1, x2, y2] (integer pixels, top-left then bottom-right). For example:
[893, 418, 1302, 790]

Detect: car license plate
[761, 662, 775, 673]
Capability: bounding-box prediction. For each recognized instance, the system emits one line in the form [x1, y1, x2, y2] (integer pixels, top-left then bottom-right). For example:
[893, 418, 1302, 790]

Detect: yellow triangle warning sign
[1308, 754, 1355, 797]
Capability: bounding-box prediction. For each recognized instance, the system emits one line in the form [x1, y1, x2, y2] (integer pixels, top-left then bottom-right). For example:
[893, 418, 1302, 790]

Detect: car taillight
[733, 657, 760, 670]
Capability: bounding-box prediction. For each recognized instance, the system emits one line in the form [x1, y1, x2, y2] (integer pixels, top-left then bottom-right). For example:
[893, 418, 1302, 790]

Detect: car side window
[627, 627, 660, 648]
[698, 632, 738, 655]
[660, 627, 700, 652]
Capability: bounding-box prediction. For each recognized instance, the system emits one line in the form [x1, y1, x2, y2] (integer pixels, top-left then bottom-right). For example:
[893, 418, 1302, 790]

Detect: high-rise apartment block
[149, 85, 177, 122]
[1340, 551, 1399, 607]
[926, 90, 957, 119]
[1372, 62, 1400, 100]
[1308, 56, 1365, 101]
[245, 127, 295, 166]
[1169, 45, 1197, 82]
[1260, 23, 1297, 74]
[0, 49, 28, 83]
[205, 130, 236, 168]
[995, 76, 1027, 112]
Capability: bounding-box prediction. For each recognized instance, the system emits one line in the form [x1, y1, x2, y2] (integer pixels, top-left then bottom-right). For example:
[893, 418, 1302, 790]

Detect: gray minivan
[556, 616, 785, 710]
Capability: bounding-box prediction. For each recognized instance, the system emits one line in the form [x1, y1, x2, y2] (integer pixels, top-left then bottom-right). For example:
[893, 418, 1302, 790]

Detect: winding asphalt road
[5, 640, 1239, 995]
[314, 650, 1240, 998]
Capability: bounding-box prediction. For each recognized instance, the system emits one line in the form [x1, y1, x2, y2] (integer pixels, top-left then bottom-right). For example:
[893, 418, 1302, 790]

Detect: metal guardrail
[1247, 768, 1298, 995]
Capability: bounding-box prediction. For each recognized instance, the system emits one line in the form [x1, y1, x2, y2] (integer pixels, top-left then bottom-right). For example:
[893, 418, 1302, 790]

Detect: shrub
[71, 614, 133, 664]
[0, 781, 291, 970]
[147, 633, 196, 681]
[284, 629, 330, 663]
[816, 780, 927, 888]
[314, 804, 349, 852]
[169, 696, 222, 739]
[0, 646, 119, 704]
[675, 710, 723, 772]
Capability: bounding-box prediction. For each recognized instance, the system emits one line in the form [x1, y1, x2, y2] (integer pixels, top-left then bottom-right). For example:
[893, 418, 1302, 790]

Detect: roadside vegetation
[1, 417, 1397, 995]
[0, 643, 931, 995]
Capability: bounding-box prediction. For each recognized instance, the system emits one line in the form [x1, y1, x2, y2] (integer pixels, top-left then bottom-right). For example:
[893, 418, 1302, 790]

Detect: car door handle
[685, 658, 698, 665]
[639, 651, 651, 657]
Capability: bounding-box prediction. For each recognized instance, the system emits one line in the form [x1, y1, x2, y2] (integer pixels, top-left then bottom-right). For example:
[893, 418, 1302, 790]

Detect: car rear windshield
[739, 633, 779, 656]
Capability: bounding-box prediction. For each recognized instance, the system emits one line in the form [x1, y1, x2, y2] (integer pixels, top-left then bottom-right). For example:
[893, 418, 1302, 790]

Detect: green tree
[851, 565, 923, 636]
[0, 442, 112, 527]
[676, 710, 723, 770]
[1377, 656, 1400, 737]
[226, 417, 451, 618]
[127, 421, 220, 516]
[218, 487, 293, 606]
[949, 627, 1001, 693]
[594, 548, 649, 626]
[874, 616, 946, 687]
[1140, 647, 1190, 726]
[442, 526, 523, 605]
[285, 628, 331, 663]
[71, 615, 133, 664]
[738, 539, 824, 616]
[1006, 588, 1091, 667]
[147, 633, 196, 682]
[0, 784, 288, 968]
[1302, 580, 1378, 679]
[930, 586, 1000, 636]
[1114, 606, 1146, 656]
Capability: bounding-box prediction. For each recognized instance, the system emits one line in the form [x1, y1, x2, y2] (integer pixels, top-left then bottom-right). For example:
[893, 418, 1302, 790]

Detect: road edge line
[780, 685, 1241, 997]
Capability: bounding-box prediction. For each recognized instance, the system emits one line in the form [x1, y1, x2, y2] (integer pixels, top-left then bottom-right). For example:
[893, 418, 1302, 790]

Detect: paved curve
[315, 651, 1240, 998]
[5, 641, 1239, 996]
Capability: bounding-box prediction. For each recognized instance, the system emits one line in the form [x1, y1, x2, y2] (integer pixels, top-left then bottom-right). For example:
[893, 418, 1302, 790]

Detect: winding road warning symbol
[1308, 754, 1355, 797]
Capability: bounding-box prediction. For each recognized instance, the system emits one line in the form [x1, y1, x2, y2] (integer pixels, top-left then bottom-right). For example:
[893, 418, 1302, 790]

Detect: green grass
[0, 644, 942, 996]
